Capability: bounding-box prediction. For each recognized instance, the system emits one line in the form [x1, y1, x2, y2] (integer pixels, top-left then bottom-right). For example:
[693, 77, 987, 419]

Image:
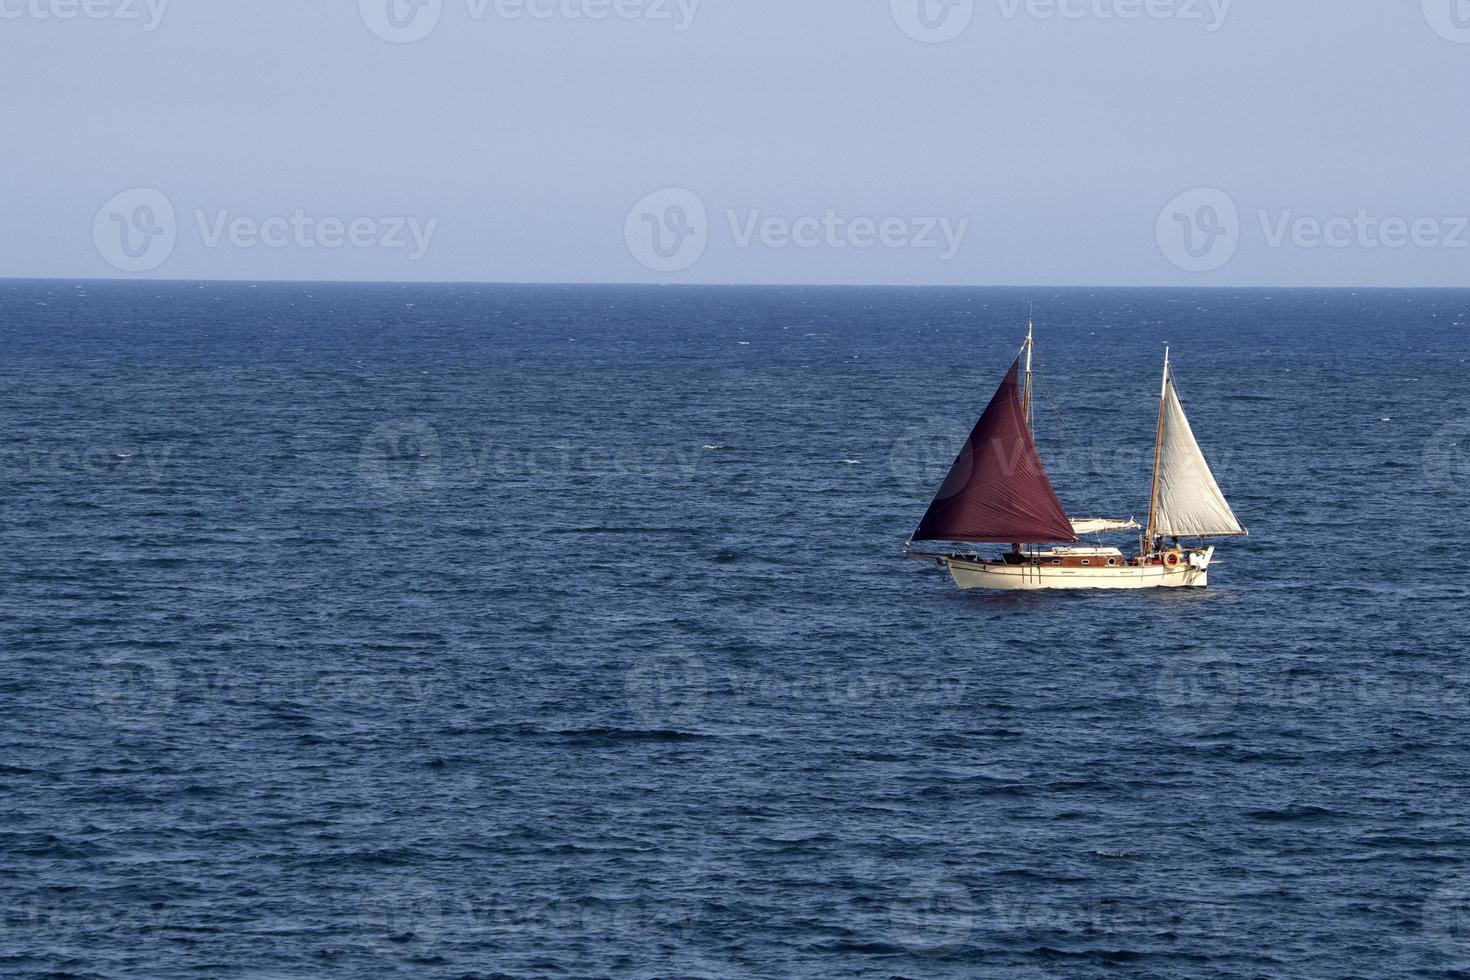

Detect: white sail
[1151, 377, 1246, 538]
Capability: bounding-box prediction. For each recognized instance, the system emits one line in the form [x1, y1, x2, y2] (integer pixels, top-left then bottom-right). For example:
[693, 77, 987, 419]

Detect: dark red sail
[912, 360, 1078, 543]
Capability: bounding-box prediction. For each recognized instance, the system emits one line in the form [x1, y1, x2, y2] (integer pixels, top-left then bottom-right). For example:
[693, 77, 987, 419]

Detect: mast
[1143, 346, 1169, 553]
[1017, 313, 1035, 555]
[1022, 309, 1034, 428]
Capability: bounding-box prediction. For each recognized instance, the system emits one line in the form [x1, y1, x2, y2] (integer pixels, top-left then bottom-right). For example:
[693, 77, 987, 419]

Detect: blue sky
[2, 1, 1468, 285]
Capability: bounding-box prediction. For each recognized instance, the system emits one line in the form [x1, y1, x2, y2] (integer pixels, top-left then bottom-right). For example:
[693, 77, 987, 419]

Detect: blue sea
[2, 281, 1469, 979]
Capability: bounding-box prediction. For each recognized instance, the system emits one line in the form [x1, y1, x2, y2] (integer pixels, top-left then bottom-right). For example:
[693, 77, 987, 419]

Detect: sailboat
[905, 322, 1246, 590]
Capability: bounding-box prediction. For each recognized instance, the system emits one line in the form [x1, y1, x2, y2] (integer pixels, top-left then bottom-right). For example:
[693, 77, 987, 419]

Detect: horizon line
[3, 276, 1469, 291]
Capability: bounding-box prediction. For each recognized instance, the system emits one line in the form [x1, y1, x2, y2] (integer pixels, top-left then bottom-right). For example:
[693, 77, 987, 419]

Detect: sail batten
[1150, 376, 1245, 539]
[912, 361, 1078, 544]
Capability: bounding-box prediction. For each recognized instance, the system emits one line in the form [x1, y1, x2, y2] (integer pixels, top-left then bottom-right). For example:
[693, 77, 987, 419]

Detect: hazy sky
[2, 1, 1468, 285]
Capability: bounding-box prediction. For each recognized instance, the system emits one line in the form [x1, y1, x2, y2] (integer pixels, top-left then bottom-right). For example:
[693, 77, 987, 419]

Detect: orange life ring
[1163, 551, 1183, 568]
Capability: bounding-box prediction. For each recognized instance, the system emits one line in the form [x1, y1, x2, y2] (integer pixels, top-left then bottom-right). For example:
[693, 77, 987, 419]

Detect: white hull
[912, 547, 1214, 591]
